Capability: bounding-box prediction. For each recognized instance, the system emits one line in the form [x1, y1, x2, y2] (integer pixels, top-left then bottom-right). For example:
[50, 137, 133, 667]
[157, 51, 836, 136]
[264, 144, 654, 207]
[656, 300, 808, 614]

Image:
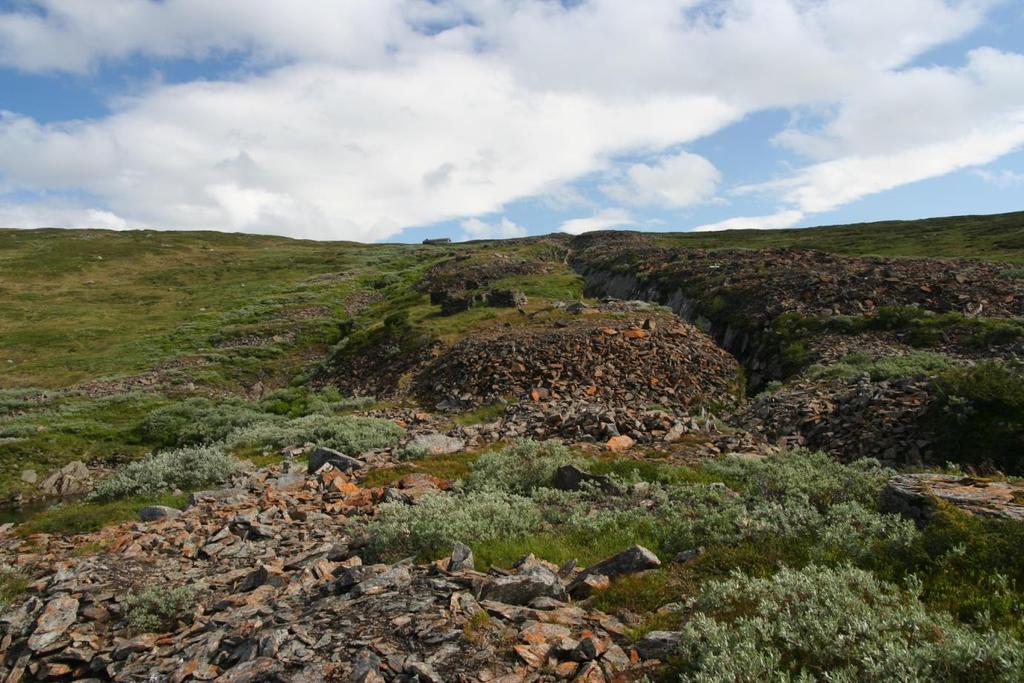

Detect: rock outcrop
[880, 473, 1024, 525]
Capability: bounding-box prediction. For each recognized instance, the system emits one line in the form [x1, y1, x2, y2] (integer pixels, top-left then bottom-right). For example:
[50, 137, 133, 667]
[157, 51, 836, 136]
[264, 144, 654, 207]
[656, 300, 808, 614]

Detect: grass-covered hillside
[656, 210, 1024, 261]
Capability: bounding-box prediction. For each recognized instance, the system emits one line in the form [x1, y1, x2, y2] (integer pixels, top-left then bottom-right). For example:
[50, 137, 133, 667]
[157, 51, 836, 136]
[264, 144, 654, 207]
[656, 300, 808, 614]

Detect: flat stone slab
[880, 473, 1024, 525]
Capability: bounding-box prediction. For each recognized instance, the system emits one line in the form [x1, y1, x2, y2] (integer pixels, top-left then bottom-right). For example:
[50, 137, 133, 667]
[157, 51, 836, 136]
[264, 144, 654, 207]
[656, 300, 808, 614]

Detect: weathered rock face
[880, 473, 1024, 525]
[570, 235, 1024, 387]
[421, 253, 552, 296]
[416, 313, 742, 412]
[138, 505, 181, 523]
[567, 545, 661, 598]
[480, 565, 567, 605]
[571, 236, 1024, 323]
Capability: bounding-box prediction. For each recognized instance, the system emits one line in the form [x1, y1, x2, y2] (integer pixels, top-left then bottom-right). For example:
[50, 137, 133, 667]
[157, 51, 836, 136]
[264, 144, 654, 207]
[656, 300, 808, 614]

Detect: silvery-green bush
[88, 445, 238, 501]
[705, 448, 893, 509]
[139, 398, 269, 447]
[359, 489, 543, 560]
[225, 413, 404, 453]
[674, 564, 1023, 682]
[126, 586, 196, 633]
[466, 439, 579, 494]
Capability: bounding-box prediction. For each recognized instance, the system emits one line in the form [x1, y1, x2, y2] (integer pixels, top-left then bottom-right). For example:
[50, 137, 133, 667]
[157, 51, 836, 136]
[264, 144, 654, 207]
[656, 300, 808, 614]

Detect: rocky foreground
[5, 444, 1023, 683]
[1, 455, 677, 682]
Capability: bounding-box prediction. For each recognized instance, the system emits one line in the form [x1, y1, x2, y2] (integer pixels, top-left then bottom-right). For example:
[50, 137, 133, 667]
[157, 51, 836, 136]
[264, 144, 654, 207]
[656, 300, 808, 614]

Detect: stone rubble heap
[738, 377, 936, 465]
[571, 237, 1024, 322]
[416, 315, 742, 414]
[0, 463, 675, 683]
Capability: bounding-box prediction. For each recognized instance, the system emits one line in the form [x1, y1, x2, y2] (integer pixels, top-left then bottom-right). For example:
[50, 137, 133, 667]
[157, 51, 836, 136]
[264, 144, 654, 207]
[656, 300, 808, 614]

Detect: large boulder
[880, 473, 1024, 525]
[567, 545, 661, 597]
[635, 631, 682, 660]
[480, 565, 566, 605]
[405, 433, 466, 456]
[307, 447, 363, 474]
[139, 505, 181, 523]
[552, 465, 619, 494]
[37, 461, 90, 497]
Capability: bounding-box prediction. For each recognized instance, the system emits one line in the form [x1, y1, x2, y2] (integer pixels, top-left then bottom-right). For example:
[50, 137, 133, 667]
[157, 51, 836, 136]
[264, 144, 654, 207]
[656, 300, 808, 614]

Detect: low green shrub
[928, 360, 1024, 473]
[807, 351, 957, 381]
[870, 503, 1024, 635]
[997, 268, 1024, 281]
[0, 565, 28, 609]
[225, 414, 404, 453]
[359, 489, 543, 561]
[703, 449, 893, 509]
[88, 445, 237, 501]
[139, 398, 268, 447]
[126, 586, 196, 633]
[465, 439, 578, 493]
[257, 387, 375, 417]
[672, 564, 1023, 682]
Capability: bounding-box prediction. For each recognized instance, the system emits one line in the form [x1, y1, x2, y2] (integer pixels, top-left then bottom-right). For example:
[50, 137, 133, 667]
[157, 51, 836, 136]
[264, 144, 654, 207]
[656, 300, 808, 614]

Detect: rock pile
[0, 464, 671, 682]
[739, 377, 937, 465]
[421, 254, 550, 295]
[572, 238, 1024, 322]
[416, 314, 742, 413]
[434, 288, 528, 316]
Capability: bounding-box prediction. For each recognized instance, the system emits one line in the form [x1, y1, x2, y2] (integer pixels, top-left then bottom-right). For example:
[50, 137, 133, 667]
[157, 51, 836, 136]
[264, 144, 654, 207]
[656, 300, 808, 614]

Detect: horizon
[3, 206, 1022, 246]
[1, 1, 1023, 243]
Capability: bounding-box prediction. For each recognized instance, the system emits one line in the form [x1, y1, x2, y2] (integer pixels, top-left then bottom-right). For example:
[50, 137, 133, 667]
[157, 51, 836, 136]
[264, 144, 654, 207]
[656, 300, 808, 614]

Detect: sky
[0, 1, 1022, 243]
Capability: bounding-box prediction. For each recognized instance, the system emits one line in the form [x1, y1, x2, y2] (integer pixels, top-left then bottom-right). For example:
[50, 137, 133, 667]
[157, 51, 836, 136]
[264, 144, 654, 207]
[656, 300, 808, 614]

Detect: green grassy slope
[655, 210, 1024, 261]
[0, 228, 405, 388]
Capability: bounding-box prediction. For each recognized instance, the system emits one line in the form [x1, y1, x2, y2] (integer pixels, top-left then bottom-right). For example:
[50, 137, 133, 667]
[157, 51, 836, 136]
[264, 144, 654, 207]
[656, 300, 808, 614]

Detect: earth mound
[415, 312, 743, 412]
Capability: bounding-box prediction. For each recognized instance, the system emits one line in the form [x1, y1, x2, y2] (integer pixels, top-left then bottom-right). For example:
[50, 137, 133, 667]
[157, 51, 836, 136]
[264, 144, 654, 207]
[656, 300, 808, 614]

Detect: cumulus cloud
[0, 0, 1019, 239]
[460, 216, 527, 240]
[0, 58, 736, 240]
[601, 151, 720, 207]
[560, 208, 634, 235]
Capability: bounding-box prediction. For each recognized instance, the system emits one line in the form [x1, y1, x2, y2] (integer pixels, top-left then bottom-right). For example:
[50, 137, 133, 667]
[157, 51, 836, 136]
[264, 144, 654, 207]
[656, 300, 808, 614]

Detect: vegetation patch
[0, 565, 28, 610]
[126, 586, 197, 633]
[927, 360, 1024, 473]
[806, 350, 958, 381]
[88, 445, 237, 501]
[18, 492, 190, 536]
[671, 564, 1022, 681]
[225, 414, 404, 454]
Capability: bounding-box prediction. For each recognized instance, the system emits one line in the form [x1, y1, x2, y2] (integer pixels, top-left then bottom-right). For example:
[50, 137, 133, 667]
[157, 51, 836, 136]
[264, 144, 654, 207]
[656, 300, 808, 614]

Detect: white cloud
[974, 167, 1024, 188]
[0, 57, 737, 240]
[560, 208, 634, 235]
[693, 210, 804, 232]
[601, 150, 720, 207]
[0, 201, 129, 229]
[750, 47, 1024, 215]
[459, 216, 527, 240]
[0, 1, 1018, 239]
